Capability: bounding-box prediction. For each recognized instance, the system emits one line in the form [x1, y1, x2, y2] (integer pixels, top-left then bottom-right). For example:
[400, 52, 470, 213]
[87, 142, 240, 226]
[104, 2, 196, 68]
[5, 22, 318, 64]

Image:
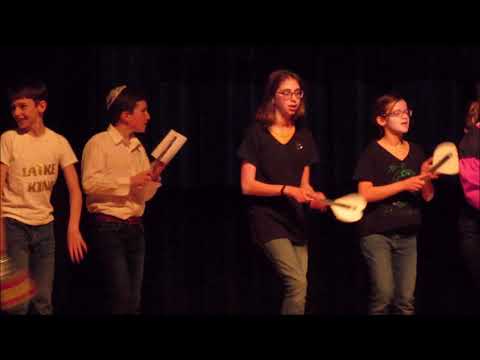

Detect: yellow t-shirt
[0, 128, 78, 225]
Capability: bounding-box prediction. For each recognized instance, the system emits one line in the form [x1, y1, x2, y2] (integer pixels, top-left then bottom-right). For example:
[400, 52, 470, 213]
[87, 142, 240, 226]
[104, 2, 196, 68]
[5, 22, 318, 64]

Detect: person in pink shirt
[458, 97, 480, 312]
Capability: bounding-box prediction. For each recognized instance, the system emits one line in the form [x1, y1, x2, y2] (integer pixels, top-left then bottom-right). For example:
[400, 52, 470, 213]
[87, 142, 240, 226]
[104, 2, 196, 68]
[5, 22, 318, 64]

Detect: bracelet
[280, 185, 287, 196]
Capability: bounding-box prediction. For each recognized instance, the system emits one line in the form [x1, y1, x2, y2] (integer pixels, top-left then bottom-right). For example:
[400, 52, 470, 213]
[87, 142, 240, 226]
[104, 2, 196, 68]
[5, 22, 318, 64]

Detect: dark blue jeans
[4, 217, 55, 315]
[92, 221, 145, 314]
[459, 205, 480, 301]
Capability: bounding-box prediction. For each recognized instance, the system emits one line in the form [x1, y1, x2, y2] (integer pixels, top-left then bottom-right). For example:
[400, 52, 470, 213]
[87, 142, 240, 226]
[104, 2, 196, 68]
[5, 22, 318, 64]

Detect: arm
[300, 166, 315, 193]
[358, 175, 428, 203]
[81, 140, 130, 197]
[459, 158, 480, 209]
[81, 140, 152, 197]
[136, 168, 161, 202]
[301, 166, 329, 211]
[0, 163, 8, 255]
[240, 161, 313, 203]
[63, 164, 88, 264]
[358, 181, 406, 203]
[420, 157, 435, 202]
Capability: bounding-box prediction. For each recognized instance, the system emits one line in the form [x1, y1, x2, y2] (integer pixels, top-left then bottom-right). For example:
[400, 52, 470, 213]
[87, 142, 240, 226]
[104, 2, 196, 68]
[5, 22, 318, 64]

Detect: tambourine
[311, 193, 367, 223]
[0, 256, 36, 311]
[430, 142, 459, 175]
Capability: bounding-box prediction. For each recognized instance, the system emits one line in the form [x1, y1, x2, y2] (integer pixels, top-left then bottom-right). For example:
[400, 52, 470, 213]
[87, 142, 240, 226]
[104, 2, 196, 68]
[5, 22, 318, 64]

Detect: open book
[151, 129, 188, 176]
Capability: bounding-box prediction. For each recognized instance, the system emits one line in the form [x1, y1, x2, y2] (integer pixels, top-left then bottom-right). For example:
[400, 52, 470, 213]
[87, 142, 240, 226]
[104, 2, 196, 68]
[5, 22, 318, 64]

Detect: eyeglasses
[277, 89, 304, 100]
[384, 109, 413, 118]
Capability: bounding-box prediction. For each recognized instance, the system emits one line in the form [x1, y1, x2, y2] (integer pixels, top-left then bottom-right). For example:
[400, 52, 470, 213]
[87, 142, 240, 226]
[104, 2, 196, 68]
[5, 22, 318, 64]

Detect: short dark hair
[107, 86, 147, 125]
[7, 80, 48, 104]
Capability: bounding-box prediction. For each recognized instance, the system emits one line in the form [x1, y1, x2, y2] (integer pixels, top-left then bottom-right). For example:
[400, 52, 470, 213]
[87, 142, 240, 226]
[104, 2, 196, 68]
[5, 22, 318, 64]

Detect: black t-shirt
[353, 141, 427, 237]
[237, 122, 319, 245]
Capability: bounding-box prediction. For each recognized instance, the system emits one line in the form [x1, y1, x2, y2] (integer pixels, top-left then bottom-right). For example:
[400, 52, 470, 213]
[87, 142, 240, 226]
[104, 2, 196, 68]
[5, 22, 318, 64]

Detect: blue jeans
[92, 221, 145, 314]
[4, 217, 55, 315]
[458, 206, 480, 298]
[263, 238, 308, 315]
[360, 233, 417, 315]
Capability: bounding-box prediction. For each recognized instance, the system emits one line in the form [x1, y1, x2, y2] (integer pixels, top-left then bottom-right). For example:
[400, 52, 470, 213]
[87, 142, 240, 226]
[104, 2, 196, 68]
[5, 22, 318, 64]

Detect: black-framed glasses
[277, 89, 304, 99]
[384, 109, 413, 118]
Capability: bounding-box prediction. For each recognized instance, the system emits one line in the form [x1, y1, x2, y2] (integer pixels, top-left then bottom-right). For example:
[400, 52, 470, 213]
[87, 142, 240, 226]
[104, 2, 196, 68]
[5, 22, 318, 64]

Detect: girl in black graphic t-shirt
[238, 69, 328, 315]
[353, 94, 436, 315]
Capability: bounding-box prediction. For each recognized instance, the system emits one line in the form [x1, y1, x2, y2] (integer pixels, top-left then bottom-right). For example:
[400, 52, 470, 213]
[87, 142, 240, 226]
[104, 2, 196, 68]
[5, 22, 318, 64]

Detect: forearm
[300, 166, 314, 192]
[82, 143, 130, 197]
[422, 180, 434, 202]
[0, 217, 5, 255]
[360, 182, 405, 202]
[67, 187, 83, 230]
[1, 163, 8, 253]
[241, 179, 285, 197]
[82, 175, 130, 197]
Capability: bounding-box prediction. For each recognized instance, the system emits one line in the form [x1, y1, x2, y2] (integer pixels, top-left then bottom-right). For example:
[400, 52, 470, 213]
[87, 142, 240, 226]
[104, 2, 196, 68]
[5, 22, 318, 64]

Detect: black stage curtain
[1, 45, 479, 315]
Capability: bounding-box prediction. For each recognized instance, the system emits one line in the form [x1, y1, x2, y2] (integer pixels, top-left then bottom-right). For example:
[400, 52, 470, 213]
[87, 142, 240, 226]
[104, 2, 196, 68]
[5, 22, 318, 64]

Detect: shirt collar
[107, 124, 141, 151]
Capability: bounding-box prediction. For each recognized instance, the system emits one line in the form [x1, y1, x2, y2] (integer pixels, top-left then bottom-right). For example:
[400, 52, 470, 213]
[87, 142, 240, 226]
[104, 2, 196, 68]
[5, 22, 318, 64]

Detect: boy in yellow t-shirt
[0, 80, 87, 314]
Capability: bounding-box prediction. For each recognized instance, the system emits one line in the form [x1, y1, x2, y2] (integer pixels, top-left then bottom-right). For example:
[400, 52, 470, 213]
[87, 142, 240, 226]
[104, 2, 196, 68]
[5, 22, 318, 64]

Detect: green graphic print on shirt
[383, 162, 417, 214]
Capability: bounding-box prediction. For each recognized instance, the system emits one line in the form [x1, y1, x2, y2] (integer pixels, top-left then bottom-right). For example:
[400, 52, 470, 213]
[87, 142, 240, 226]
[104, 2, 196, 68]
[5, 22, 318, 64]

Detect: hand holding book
[151, 130, 188, 180]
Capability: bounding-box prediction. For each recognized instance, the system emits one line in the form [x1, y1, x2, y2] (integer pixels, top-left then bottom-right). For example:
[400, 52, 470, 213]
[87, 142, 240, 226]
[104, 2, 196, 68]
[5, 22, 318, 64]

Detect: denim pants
[4, 217, 55, 315]
[263, 238, 308, 315]
[92, 221, 145, 314]
[458, 206, 480, 298]
[360, 232, 417, 315]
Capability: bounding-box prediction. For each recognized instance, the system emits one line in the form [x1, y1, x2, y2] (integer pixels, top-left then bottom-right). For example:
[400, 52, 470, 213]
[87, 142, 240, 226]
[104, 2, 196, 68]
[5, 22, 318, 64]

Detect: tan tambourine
[320, 193, 367, 223]
[430, 142, 459, 175]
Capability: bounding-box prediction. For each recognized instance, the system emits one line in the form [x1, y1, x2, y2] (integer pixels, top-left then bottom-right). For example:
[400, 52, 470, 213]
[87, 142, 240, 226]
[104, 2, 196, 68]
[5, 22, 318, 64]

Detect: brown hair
[8, 80, 48, 104]
[465, 98, 480, 132]
[107, 86, 147, 125]
[255, 69, 306, 126]
[372, 93, 405, 138]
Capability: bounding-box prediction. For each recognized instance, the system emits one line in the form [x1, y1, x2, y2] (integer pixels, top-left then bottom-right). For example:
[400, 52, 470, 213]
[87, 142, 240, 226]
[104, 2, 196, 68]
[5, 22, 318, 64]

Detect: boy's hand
[151, 161, 165, 182]
[131, 170, 153, 188]
[67, 228, 88, 264]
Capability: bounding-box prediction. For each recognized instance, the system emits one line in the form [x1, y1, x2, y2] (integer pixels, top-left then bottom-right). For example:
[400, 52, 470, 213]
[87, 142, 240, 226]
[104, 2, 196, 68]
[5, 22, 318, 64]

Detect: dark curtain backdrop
[1, 45, 479, 315]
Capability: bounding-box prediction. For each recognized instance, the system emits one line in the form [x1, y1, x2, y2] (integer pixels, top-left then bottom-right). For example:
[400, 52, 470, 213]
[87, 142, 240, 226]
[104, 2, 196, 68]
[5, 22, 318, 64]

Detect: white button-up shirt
[81, 125, 160, 219]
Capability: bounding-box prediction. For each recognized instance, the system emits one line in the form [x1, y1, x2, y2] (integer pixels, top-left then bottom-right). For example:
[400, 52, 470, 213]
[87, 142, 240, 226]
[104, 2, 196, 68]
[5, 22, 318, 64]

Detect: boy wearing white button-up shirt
[81, 85, 160, 314]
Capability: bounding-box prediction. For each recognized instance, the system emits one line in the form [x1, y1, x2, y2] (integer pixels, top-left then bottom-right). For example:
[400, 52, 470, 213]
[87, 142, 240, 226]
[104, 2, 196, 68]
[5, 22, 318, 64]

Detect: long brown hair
[255, 69, 306, 126]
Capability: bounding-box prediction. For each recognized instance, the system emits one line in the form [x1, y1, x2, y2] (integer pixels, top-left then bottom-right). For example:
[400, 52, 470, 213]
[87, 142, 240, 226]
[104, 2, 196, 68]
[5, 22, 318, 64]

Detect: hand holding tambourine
[310, 192, 367, 223]
[422, 142, 459, 178]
